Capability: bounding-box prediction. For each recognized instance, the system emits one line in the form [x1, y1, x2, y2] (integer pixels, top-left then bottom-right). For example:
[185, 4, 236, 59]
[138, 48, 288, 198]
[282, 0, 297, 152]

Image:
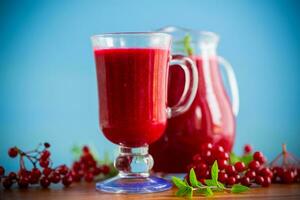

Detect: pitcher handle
[217, 56, 240, 116]
[167, 57, 198, 118]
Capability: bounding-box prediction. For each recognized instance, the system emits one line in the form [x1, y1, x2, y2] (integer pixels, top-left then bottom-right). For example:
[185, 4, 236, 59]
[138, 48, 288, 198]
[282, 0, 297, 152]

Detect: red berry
[39, 159, 49, 168]
[218, 172, 228, 183]
[202, 150, 214, 164]
[100, 165, 110, 175]
[92, 167, 101, 176]
[217, 159, 228, 170]
[72, 161, 81, 171]
[18, 177, 29, 188]
[8, 172, 17, 180]
[219, 152, 229, 160]
[41, 150, 51, 160]
[3, 178, 13, 189]
[29, 174, 39, 184]
[259, 168, 273, 178]
[40, 176, 51, 188]
[225, 165, 236, 175]
[253, 151, 265, 164]
[57, 165, 69, 175]
[192, 154, 202, 162]
[244, 144, 252, 154]
[272, 166, 284, 178]
[84, 172, 94, 182]
[31, 168, 42, 179]
[213, 145, 225, 157]
[8, 147, 18, 158]
[283, 170, 294, 184]
[249, 160, 260, 171]
[0, 166, 4, 175]
[235, 174, 241, 183]
[62, 174, 73, 187]
[245, 170, 256, 180]
[43, 168, 52, 176]
[49, 172, 61, 183]
[44, 142, 51, 148]
[262, 176, 271, 187]
[201, 143, 213, 151]
[71, 171, 81, 182]
[241, 177, 251, 186]
[234, 162, 246, 172]
[83, 146, 90, 154]
[255, 176, 264, 185]
[227, 176, 236, 185]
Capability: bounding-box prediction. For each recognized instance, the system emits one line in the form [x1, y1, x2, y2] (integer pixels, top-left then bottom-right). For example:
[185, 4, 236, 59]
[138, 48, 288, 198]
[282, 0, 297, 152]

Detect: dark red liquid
[94, 48, 170, 147]
[150, 55, 235, 173]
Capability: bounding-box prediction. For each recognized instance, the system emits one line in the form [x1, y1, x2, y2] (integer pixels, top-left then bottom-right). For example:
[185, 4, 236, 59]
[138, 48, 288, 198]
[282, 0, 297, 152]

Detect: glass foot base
[96, 175, 172, 193]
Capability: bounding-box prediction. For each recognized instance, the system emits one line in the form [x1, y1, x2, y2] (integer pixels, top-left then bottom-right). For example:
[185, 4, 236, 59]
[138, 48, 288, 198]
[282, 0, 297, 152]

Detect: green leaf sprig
[230, 152, 253, 165]
[172, 161, 249, 197]
[173, 34, 194, 56]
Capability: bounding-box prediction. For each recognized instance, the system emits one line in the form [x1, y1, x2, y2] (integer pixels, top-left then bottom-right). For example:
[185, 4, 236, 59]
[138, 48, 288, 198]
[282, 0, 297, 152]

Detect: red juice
[94, 48, 170, 147]
[150, 55, 235, 173]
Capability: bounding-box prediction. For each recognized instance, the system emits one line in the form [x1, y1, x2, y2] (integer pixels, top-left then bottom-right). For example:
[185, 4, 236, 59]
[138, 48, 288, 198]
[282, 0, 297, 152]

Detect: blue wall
[1, 0, 300, 171]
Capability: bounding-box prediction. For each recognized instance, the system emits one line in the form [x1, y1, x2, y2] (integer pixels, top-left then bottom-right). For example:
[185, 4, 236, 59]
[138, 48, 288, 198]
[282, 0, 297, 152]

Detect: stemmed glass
[91, 32, 198, 193]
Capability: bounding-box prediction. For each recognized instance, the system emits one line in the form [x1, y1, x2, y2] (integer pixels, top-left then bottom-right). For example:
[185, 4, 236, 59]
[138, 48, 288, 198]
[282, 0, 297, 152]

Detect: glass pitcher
[149, 26, 240, 173]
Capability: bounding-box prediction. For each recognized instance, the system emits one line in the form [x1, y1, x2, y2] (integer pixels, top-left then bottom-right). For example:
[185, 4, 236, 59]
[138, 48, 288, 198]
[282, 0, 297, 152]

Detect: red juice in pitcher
[150, 55, 236, 173]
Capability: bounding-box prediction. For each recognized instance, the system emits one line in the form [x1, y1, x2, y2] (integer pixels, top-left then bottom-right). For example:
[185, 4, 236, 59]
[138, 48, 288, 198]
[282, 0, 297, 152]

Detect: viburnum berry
[241, 176, 251, 186]
[3, 178, 13, 189]
[84, 172, 94, 182]
[249, 160, 260, 171]
[40, 176, 51, 188]
[225, 165, 236, 175]
[8, 147, 19, 158]
[39, 159, 50, 168]
[218, 171, 228, 183]
[62, 174, 73, 187]
[227, 176, 236, 185]
[245, 170, 256, 180]
[0, 166, 4, 175]
[262, 176, 272, 187]
[44, 142, 51, 148]
[18, 176, 29, 188]
[244, 144, 252, 154]
[57, 165, 69, 175]
[234, 162, 246, 172]
[253, 151, 265, 164]
[255, 176, 264, 185]
[40, 150, 51, 160]
[8, 172, 17, 180]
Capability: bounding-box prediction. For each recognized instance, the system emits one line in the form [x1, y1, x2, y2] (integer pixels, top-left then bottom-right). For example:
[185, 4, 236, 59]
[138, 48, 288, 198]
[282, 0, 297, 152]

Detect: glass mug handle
[166, 56, 198, 118]
[217, 56, 240, 116]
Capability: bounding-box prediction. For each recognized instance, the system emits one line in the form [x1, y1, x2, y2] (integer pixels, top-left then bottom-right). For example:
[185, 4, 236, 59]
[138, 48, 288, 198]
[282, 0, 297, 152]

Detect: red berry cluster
[0, 143, 73, 189]
[186, 143, 273, 187]
[269, 144, 300, 184]
[70, 146, 111, 183]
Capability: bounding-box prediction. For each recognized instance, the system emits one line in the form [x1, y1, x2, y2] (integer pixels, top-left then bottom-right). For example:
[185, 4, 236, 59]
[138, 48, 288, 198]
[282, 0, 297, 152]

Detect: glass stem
[114, 145, 153, 178]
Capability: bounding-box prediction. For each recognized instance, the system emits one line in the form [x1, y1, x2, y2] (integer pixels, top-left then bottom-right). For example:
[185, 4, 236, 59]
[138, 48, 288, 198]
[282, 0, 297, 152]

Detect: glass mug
[91, 32, 198, 193]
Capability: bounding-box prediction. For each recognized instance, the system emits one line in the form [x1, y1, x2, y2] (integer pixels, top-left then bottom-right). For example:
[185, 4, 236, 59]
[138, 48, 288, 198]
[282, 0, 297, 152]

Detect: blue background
[1, 0, 300, 171]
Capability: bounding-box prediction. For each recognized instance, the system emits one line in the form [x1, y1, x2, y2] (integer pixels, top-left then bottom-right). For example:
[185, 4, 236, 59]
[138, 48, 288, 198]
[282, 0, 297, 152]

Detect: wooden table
[1, 183, 300, 200]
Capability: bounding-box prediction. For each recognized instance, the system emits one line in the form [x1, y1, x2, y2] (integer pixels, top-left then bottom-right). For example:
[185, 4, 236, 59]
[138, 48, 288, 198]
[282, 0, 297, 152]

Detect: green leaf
[231, 184, 250, 193]
[204, 179, 216, 186]
[176, 186, 193, 197]
[204, 187, 213, 196]
[189, 168, 199, 187]
[183, 34, 194, 56]
[217, 181, 225, 189]
[240, 154, 253, 165]
[172, 176, 188, 189]
[230, 152, 240, 164]
[211, 160, 219, 184]
[230, 152, 253, 165]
